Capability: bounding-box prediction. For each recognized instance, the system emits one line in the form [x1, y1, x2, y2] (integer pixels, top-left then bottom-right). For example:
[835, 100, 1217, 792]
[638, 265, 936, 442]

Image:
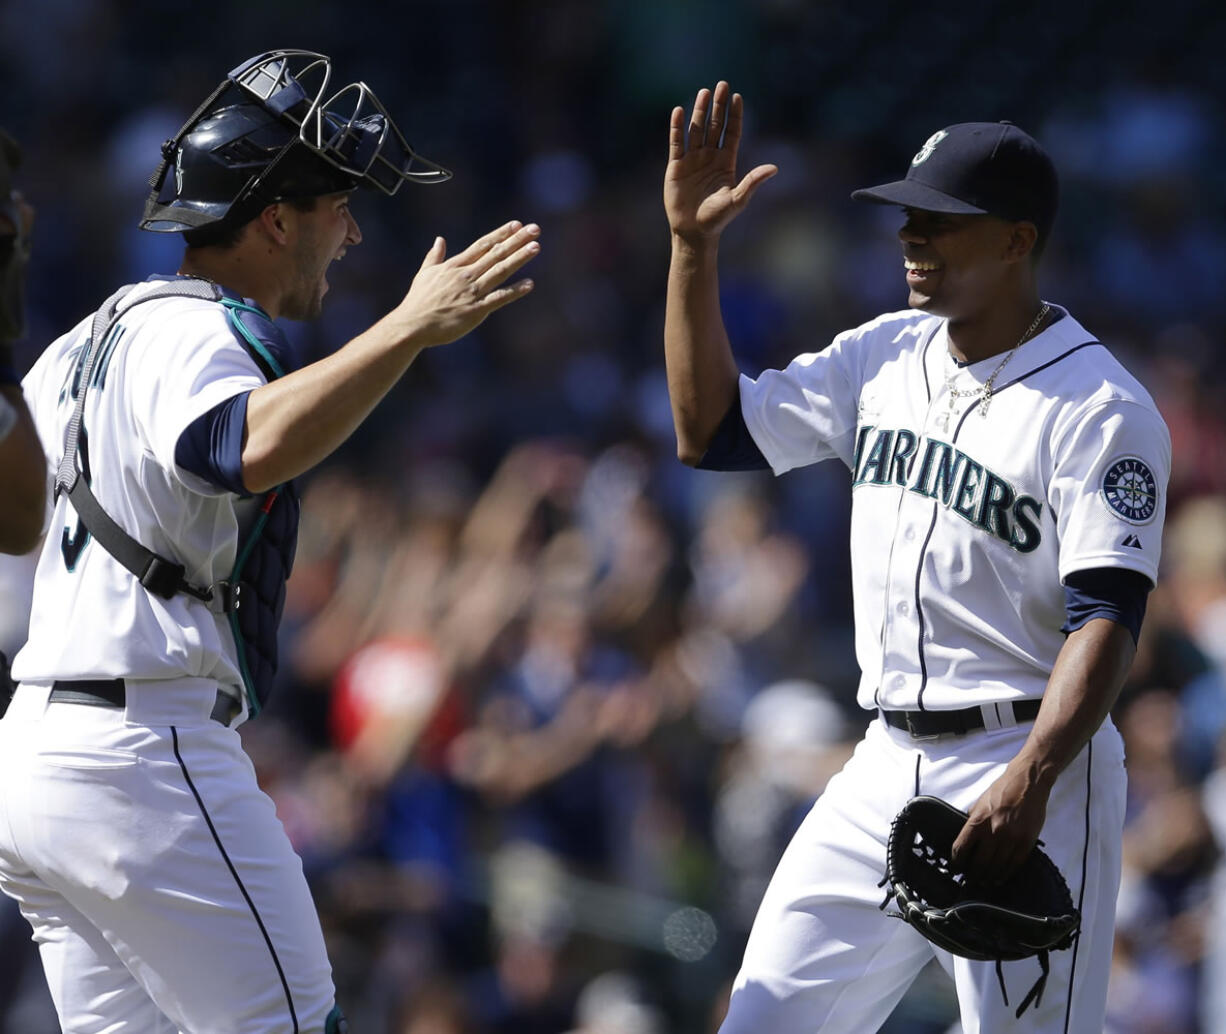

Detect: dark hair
[1028, 221, 1050, 265]
[182, 194, 319, 250]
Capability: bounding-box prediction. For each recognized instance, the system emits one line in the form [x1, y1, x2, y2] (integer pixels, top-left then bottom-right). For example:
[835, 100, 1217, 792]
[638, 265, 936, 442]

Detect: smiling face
[281, 192, 362, 321]
[897, 208, 1032, 322]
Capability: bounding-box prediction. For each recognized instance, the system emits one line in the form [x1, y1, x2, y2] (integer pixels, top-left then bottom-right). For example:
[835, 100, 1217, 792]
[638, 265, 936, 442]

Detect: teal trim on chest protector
[228, 492, 278, 718]
[220, 297, 286, 378]
[221, 295, 286, 719]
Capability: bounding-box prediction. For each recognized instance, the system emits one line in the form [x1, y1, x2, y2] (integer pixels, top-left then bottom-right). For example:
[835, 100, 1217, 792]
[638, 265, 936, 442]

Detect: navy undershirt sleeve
[1061, 567, 1152, 645]
[174, 390, 252, 496]
[696, 398, 770, 471]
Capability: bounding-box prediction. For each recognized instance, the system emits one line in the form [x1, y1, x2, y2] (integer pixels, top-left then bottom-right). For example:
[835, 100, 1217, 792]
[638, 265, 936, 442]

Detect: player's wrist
[360, 307, 434, 357]
[394, 314, 446, 353]
[670, 228, 721, 253]
[1007, 747, 1062, 795]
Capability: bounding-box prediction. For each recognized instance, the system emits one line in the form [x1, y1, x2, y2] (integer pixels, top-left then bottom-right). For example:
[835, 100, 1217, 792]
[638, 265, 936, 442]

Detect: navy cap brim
[850, 179, 988, 215]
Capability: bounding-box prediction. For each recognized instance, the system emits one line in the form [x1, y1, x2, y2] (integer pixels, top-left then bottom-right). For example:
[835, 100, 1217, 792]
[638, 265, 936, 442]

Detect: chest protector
[55, 278, 299, 717]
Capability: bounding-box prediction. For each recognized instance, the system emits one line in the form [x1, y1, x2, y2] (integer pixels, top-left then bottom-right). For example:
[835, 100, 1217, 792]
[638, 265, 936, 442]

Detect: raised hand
[664, 81, 777, 242]
[392, 220, 540, 348]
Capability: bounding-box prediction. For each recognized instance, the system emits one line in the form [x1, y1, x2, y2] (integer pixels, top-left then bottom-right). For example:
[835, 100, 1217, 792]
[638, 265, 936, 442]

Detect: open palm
[664, 81, 777, 241]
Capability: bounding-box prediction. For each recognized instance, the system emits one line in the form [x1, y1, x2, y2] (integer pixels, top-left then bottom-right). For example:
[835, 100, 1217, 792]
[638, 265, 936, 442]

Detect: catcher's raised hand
[664, 81, 777, 242]
[392, 219, 540, 349]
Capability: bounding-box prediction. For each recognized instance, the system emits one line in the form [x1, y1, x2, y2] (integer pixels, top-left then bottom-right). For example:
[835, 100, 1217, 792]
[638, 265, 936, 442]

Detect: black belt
[48, 679, 241, 727]
[881, 699, 1042, 739]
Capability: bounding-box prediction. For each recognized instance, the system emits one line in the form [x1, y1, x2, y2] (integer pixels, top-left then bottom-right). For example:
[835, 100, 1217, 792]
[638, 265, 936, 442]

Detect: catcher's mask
[140, 50, 452, 236]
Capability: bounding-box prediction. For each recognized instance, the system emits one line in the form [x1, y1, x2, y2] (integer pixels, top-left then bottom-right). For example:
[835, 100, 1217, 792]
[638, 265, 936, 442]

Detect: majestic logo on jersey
[912, 130, 948, 166]
[853, 426, 1043, 553]
[1101, 456, 1158, 524]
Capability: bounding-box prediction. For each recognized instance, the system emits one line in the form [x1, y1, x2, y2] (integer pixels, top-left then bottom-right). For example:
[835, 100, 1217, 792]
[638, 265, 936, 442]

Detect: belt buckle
[904, 713, 943, 741]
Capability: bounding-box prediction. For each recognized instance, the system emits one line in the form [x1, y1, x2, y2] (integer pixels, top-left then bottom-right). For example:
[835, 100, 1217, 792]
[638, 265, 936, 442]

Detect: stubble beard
[282, 248, 327, 321]
[279, 288, 324, 322]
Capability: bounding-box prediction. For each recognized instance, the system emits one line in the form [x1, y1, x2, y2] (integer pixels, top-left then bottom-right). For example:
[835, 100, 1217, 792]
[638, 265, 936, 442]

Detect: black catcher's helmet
[141, 50, 451, 235]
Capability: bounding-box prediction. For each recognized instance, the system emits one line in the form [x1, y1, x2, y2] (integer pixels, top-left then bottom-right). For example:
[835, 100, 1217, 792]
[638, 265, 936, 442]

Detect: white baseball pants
[719, 714, 1126, 1034]
[0, 680, 339, 1033]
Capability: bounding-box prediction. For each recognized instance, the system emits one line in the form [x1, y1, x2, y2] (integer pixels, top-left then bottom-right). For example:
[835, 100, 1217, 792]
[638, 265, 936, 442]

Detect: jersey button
[897, 601, 910, 617]
[904, 526, 916, 542]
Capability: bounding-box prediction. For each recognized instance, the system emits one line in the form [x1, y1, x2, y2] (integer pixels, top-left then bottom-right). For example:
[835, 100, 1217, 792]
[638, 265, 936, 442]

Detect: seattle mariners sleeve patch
[1100, 456, 1158, 524]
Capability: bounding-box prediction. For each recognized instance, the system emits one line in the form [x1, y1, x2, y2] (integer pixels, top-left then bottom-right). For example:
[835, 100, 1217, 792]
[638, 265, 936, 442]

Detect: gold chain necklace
[943, 302, 1050, 423]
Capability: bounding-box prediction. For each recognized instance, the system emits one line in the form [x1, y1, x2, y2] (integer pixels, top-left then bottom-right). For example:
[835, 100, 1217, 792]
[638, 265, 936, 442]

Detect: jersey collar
[983, 304, 1099, 389]
[928, 304, 1094, 391]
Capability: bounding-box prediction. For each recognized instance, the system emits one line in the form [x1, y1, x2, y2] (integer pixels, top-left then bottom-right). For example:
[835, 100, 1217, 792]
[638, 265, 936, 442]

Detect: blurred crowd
[3, 0, 1226, 1031]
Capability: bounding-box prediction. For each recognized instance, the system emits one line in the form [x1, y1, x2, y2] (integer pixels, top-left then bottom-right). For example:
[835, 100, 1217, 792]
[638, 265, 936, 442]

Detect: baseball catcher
[0, 49, 538, 1033]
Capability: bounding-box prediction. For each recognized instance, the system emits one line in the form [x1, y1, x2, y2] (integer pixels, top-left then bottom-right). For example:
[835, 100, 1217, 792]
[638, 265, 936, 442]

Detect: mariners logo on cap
[912, 130, 948, 166]
[1101, 456, 1158, 524]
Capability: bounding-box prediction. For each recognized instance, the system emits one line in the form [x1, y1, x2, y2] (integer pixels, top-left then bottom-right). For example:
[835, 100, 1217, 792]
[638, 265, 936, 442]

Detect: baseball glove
[879, 795, 1080, 1018]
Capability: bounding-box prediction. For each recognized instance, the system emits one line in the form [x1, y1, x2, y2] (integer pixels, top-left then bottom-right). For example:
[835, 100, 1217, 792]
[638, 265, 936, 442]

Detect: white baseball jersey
[12, 280, 267, 689]
[0, 279, 340, 1033]
[739, 304, 1170, 711]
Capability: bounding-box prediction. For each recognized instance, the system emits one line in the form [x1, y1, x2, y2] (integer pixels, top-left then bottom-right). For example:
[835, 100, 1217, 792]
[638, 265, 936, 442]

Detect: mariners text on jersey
[853, 427, 1043, 553]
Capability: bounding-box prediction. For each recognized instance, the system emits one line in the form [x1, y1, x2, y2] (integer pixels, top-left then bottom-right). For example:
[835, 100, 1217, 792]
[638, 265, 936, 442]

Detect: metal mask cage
[140, 49, 452, 233]
[228, 50, 452, 194]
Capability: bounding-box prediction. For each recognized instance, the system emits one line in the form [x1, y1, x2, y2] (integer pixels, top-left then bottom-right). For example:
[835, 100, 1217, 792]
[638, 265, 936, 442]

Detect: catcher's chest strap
[53, 279, 241, 614]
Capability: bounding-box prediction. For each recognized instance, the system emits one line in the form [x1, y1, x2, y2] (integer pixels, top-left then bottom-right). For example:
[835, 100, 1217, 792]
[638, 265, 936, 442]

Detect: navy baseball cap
[851, 122, 1058, 241]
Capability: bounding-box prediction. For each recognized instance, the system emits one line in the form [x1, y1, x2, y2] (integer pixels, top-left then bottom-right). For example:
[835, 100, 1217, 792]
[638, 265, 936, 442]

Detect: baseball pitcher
[663, 83, 1169, 1033]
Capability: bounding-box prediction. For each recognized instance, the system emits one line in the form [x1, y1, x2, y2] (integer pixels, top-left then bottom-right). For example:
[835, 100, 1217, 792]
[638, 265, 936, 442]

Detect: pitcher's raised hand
[664, 81, 777, 242]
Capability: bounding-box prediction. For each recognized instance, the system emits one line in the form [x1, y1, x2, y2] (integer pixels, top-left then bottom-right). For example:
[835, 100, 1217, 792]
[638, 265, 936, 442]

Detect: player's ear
[1003, 221, 1038, 264]
[255, 203, 291, 247]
